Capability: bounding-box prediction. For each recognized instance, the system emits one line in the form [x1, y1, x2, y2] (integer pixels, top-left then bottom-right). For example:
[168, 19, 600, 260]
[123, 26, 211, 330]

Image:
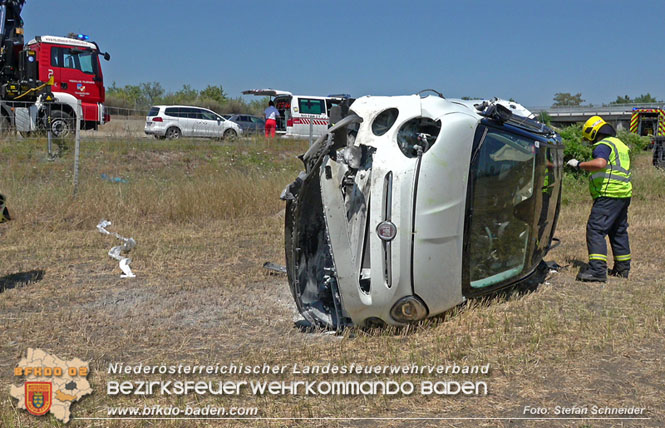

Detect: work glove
[566, 159, 580, 169]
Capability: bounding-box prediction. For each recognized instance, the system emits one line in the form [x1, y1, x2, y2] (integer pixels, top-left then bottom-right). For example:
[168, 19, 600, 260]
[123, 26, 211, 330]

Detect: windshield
[466, 127, 536, 289]
[51, 46, 100, 77]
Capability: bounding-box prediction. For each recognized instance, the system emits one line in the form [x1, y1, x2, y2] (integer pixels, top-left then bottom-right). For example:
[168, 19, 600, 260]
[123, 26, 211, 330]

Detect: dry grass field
[0, 133, 663, 427]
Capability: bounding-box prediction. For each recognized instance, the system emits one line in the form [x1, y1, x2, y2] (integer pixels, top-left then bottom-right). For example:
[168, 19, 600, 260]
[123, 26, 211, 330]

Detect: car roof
[242, 89, 293, 97]
[30, 35, 98, 50]
[242, 89, 342, 100]
[152, 105, 216, 110]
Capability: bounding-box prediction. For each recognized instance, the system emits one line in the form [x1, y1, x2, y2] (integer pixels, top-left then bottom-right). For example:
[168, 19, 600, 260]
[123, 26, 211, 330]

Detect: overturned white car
[282, 93, 563, 328]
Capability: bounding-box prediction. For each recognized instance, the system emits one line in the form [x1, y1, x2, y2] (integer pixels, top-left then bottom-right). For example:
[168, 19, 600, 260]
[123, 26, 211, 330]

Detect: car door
[250, 116, 265, 133]
[49, 45, 103, 103]
[232, 115, 246, 131]
[201, 110, 224, 137]
[173, 107, 193, 137]
[44, 45, 61, 91]
[294, 97, 328, 137]
[164, 107, 187, 136]
[240, 115, 254, 132]
[193, 108, 212, 137]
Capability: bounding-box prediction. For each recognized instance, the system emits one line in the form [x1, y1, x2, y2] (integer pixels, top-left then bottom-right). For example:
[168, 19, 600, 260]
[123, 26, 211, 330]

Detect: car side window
[201, 111, 217, 121]
[50, 47, 61, 67]
[181, 108, 199, 119]
[299, 98, 325, 115]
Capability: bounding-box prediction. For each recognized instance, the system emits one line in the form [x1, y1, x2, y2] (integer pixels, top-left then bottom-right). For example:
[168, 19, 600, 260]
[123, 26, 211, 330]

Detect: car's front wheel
[223, 128, 238, 140]
[165, 127, 181, 139]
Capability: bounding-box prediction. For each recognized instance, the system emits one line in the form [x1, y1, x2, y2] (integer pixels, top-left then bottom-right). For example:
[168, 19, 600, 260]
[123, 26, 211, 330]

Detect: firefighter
[566, 116, 632, 282]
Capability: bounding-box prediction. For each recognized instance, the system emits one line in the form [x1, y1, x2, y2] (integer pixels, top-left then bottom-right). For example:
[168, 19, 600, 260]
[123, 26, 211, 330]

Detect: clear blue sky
[22, 0, 665, 107]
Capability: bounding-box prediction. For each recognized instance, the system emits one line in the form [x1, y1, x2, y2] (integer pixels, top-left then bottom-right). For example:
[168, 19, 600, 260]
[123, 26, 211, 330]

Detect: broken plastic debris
[100, 173, 128, 183]
[263, 262, 287, 274]
[97, 219, 136, 278]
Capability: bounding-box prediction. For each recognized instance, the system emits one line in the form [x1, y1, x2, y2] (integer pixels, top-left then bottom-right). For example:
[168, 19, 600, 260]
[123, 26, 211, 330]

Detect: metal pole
[309, 117, 313, 146]
[46, 103, 53, 159]
[73, 100, 81, 195]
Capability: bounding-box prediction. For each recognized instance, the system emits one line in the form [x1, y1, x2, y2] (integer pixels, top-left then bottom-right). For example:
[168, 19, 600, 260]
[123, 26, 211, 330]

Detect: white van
[242, 89, 352, 138]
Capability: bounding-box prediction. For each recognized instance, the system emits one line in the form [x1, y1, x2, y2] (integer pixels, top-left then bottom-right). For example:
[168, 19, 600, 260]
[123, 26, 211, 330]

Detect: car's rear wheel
[165, 127, 181, 139]
[223, 128, 238, 140]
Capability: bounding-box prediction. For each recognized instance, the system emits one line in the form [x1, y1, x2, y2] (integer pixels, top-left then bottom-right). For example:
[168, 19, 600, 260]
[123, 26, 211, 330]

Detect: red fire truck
[0, 0, 111, 137]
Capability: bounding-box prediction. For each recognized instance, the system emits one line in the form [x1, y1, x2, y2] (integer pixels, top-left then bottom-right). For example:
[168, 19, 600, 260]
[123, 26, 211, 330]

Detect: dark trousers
[586, 197, 631, 275]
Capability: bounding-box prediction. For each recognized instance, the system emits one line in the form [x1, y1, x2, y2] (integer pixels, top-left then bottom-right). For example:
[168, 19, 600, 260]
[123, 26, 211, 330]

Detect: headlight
[390, 296, 428, 323]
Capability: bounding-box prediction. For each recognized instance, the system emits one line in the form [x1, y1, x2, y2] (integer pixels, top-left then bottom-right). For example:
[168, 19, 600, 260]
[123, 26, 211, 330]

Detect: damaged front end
[283, 94, 563, 329]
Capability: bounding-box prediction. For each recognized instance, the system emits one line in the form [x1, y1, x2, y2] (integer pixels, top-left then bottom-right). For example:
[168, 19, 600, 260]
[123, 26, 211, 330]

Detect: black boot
[576, 270, 607, 282]
[608, 267, 629, 278]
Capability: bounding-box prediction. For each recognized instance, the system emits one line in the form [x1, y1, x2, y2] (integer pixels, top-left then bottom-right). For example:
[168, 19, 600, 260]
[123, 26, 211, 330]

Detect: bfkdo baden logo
[10, 348, 92, 423]
[25, 382, 52, 416]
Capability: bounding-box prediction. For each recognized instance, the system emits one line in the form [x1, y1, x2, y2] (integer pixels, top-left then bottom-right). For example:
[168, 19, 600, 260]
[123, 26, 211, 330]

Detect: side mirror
[103, 52, 111, 61]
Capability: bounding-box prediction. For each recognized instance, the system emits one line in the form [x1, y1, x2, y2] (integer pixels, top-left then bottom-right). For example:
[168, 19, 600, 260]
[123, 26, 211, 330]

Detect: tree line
[106, 82, 267, 116]
[106, 81, 662, 113]
[552, 92, 661, 107]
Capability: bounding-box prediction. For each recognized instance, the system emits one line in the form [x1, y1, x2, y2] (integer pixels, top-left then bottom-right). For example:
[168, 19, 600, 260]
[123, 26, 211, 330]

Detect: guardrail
[528, 103, 664, 114]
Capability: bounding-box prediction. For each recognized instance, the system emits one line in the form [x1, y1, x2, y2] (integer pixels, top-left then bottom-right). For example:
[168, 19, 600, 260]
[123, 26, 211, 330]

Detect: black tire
[223, 128, 238, 140]
[653, 142, 665, 169]
[165, 127, 181, 139]
[50, 110, 75, 138]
